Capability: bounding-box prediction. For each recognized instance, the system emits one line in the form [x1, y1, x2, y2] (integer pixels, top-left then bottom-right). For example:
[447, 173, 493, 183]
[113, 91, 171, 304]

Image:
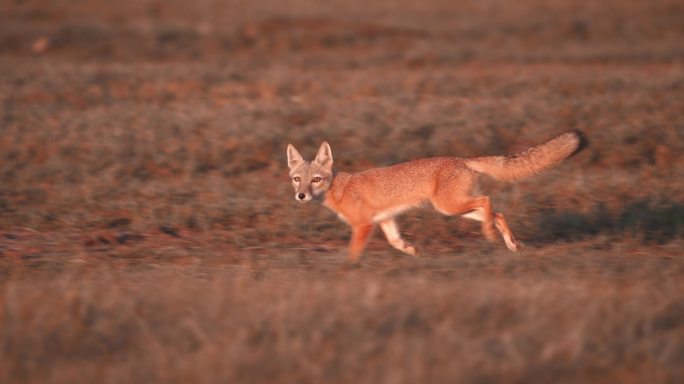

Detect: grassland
[1, 0, 684, 383]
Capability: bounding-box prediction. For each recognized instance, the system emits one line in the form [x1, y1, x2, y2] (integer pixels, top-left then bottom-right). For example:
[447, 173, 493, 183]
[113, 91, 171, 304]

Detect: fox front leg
[380, 219, 419, 256]
[348, 224, 373, 262]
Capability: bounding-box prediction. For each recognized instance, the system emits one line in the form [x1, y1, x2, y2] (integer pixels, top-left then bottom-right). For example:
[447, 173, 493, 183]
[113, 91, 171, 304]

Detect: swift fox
[286, 130, 586, 261]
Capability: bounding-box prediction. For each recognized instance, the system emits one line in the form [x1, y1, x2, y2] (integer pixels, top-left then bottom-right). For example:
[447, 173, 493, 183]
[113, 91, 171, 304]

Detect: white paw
[404, 245, 420, 257]
[505, 238, 519, 253]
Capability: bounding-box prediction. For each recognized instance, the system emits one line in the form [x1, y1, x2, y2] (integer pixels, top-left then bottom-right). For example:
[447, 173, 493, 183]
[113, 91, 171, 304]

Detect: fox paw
[403, 245, 420, 257]
[505, 238, 522, 253]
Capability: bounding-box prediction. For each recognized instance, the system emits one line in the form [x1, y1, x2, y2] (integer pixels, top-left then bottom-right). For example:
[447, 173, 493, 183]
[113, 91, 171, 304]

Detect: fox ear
[313, 141, 333, 171]
[287, 144, 304, 170]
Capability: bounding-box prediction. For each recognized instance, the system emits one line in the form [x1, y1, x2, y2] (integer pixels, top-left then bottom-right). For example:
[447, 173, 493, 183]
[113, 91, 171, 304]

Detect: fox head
[286, 142, 333, 202]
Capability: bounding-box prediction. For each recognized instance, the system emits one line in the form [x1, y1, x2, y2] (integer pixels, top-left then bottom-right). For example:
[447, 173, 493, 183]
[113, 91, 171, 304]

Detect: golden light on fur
[287, 131, 586, 261]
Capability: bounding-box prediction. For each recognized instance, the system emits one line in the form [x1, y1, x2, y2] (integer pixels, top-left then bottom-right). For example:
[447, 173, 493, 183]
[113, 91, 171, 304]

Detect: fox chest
[323, 199, 351, 223]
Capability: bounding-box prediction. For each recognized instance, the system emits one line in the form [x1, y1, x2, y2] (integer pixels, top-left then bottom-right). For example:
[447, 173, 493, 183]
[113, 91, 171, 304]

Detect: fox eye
[293, 176, 301, 182]
[311, 177, 322, 183]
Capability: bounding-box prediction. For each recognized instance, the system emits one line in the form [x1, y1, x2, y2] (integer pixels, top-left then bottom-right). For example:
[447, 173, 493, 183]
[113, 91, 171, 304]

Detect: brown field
[1, 0, 684, 383]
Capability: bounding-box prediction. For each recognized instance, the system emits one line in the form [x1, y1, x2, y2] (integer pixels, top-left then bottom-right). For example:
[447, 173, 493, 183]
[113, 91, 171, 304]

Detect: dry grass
[2, 258, 684, 384]
[1, 0, 684, 383]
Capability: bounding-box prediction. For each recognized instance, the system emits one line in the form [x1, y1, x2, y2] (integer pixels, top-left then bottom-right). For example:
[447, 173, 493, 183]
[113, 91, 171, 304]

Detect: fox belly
[372, 204, 416, 223]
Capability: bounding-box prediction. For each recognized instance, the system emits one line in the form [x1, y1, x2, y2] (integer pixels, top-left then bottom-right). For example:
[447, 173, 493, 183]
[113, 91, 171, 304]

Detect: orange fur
[287, 131, 586, 261]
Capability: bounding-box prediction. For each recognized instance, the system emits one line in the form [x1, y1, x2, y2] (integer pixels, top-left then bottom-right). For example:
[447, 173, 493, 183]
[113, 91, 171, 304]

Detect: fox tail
[465, 130, 587, 181]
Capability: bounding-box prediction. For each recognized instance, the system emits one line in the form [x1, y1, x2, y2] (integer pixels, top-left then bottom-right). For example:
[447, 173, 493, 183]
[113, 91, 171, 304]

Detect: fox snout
[296, 192, 312, 202]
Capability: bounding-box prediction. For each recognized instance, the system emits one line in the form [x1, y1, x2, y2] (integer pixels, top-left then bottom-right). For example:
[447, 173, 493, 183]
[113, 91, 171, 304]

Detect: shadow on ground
[535, 199, 684, 244]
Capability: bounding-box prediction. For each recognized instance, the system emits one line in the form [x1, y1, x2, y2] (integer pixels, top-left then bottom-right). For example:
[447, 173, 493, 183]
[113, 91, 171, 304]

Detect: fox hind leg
[433, 194, 519, 252]
[493, 212, 518, 252]
[461, 198, 519, 252]
[433, 196, 497, 241]
[380, 219, 419, 256]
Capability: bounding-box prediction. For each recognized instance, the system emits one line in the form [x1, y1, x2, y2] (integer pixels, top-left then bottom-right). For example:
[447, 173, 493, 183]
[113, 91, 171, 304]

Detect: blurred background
[1, 0, 683, 383]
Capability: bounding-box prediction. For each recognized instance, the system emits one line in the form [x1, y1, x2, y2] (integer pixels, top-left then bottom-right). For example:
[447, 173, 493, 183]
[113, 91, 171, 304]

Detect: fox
[286, 130, 586, 261]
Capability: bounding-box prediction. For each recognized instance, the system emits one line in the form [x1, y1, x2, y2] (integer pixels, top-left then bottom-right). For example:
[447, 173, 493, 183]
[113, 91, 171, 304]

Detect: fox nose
[298, 193, 306, 200]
